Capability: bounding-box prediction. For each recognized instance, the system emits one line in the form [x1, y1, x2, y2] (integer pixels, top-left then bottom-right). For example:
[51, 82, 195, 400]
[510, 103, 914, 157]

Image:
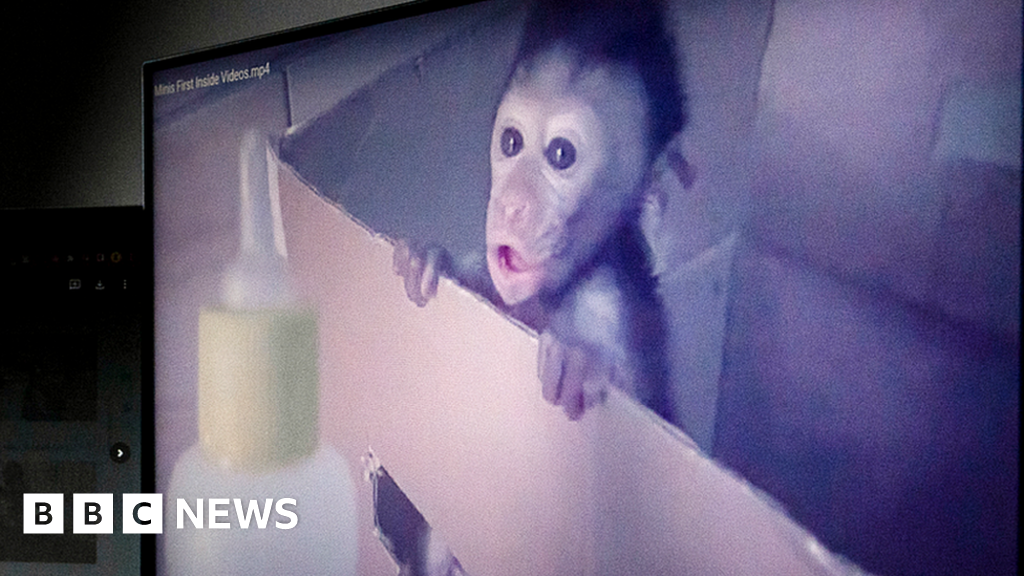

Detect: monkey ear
[640, 166, 670, 246]
[642, 176, 669, 218]
[656, 133, 696, 190]
[643, 133, 693, 214]
[640, 163, 672, 278]
[648, 134, 694, 191]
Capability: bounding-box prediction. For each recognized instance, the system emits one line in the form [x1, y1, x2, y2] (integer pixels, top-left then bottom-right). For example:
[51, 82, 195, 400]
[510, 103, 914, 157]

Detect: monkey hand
[538, 330, 615, 421]
[392, 240, 448, 307]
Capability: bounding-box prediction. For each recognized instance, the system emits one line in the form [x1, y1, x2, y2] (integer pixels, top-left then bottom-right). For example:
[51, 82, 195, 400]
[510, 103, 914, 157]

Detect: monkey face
[486, 54, 650, 306]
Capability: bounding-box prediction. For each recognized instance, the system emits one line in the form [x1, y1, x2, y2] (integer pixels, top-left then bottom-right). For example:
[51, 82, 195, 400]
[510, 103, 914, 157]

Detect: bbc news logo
[23, 494, 298, 534]
[24, 494, 162, 534]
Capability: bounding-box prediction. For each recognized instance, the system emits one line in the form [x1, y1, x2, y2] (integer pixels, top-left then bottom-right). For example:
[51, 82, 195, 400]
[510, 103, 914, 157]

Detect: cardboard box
[277, 158, 856, 575]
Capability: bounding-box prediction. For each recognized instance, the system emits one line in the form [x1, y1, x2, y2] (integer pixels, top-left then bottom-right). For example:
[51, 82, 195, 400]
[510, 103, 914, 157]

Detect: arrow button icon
[110, 442, 131, 464]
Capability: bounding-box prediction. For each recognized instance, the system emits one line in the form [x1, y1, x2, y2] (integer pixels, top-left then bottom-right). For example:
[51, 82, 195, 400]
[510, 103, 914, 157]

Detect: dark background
[1, 0, 398, 210]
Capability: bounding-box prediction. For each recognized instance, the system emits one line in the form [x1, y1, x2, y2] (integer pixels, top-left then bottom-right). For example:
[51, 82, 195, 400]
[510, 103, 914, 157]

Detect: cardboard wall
[714, 2, 1020, 572]
[278, 159, 852, 575]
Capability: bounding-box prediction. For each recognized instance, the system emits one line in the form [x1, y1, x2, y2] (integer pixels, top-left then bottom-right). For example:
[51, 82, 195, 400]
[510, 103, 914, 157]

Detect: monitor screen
[144, 1, 1019, 575]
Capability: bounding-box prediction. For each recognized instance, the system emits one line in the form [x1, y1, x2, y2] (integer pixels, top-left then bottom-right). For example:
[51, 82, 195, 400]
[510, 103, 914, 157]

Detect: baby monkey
[396, 0, 685, 423]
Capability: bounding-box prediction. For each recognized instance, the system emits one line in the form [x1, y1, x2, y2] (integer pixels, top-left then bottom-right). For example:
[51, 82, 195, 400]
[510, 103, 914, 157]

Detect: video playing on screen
[146, 1, 1019, 574]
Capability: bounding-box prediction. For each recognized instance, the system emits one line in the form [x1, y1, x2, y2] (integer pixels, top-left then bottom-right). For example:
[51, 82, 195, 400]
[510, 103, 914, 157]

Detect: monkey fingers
[538, 331, 608, 421]
[417, 247, 441, 303]
[557, 344, 588, 421]
[538, 330, 565, 405]
[392, 239, 442, 307]
[581, 363, 611, 409]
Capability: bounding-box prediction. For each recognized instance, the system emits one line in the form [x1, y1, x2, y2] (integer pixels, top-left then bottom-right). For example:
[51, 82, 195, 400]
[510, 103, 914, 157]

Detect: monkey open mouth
[497, 244, 533, 273]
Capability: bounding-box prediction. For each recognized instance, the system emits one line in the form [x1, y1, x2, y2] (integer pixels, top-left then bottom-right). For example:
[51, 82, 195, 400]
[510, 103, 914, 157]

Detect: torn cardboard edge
[364, 450, 468, 576]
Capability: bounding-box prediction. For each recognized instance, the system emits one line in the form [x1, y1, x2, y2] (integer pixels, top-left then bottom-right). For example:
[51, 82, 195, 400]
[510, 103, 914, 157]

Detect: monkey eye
[545, 137, 576, 170]
[500, 127, 523, 157]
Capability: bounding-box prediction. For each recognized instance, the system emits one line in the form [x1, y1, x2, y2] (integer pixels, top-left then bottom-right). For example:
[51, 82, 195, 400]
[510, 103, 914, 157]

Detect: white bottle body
[164, 442, 357, 576]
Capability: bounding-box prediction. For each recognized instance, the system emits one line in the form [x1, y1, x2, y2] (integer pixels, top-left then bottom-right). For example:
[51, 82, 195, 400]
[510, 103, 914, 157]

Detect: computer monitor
[144, 1, 1019, 575]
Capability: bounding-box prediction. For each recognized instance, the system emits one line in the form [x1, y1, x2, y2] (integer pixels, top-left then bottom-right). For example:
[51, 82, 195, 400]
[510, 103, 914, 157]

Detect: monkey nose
[493, 187, 531, 227]
[504, 199, 525, 222]
[497, 164, 542, 227]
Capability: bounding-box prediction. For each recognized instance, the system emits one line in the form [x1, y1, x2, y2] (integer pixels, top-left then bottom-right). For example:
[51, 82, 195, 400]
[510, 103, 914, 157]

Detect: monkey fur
[397, 0, 685, 425]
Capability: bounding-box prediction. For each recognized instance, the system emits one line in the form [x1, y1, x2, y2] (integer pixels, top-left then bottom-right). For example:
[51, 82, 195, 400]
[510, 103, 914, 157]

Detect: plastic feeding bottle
[164, 129, 357, 576]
